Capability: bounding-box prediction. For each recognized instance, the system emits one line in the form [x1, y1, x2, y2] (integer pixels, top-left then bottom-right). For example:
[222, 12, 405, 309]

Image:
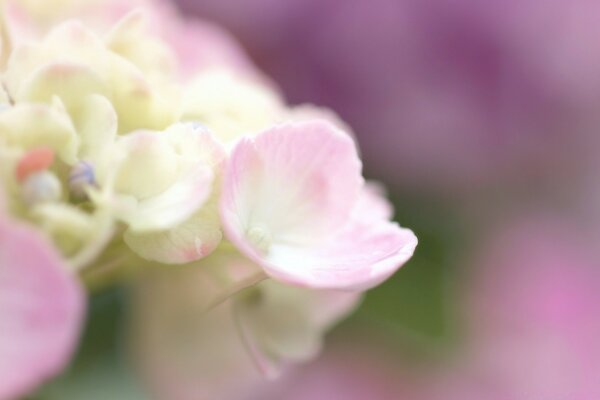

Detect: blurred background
[36, 0, 600, 398]
[171, 0, 600, 398]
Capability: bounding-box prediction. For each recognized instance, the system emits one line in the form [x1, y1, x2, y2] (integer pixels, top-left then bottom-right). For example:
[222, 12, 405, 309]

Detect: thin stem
[80, 253, 132, 291]
[232, 300, 278, 379]
[83, 254, 129, 278]
[204, 271, 268, 312]
[69, 216, 117, 271]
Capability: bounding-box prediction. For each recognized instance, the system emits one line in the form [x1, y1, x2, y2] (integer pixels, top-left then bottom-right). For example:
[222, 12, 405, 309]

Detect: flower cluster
[0, 0, 417, 398]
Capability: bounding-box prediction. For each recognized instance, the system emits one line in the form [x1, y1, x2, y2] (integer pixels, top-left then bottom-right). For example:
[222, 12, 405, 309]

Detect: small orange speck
[16, 148, 55, 183]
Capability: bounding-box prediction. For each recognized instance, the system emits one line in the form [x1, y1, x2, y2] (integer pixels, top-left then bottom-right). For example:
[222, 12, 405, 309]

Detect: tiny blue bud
[69, 161, 96, 200]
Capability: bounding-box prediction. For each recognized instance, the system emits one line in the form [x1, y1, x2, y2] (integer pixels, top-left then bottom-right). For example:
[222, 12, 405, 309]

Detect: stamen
[247, 226, 272, 254]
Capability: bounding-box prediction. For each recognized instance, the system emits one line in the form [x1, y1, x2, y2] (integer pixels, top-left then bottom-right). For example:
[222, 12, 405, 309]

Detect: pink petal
[260, 213, 418, 290]
[309, 289, 363, 330]
[354, 181, 394, 223]
[221, 121, 417, 289]
[0, 217, 84, 399]
[220, 120, 363, 261]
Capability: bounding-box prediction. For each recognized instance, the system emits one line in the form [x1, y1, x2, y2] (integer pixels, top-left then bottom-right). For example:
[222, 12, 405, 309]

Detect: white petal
[0, 103, 79, 164]
[124, 194, 222, 264]
[117, 125, 226, 233]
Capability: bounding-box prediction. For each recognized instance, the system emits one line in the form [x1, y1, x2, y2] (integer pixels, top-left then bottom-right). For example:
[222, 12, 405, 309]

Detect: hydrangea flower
[0, 0, 417, 397]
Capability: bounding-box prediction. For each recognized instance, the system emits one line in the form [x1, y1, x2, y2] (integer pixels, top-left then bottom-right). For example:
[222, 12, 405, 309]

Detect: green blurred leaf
[347, 192, 465, 353]
[30, 287, 147, 400]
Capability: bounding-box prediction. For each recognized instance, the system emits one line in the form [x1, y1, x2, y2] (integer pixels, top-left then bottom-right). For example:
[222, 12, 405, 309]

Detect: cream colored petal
[4, 43, 46, 98]
[105, 10, 176, 79]
[42, 20, 107, 66]
[30, 202, 115, 269]
[0, 102, 78, 163]
[234, 280, 361, 372]
[124, 194, 222, 264]
[119, 164, 213, 232]
[114, 125, 225, 232]
[4, 21, 108, 97]
[166, 122, 226, 168]
[17, 62, 108, 115]
[182, 68, 284, 143]
[108, 53, 179, 133]
[114, 131, 180, 200]
[74, 94, 117, 184]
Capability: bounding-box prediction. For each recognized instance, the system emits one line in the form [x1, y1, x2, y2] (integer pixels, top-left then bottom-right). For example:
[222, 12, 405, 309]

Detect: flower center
[246, 226, 272, 254]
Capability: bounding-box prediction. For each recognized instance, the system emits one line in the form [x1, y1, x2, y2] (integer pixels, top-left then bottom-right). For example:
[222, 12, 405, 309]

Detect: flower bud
[21, 170, 62, 205]
[68, 161, 96, 201]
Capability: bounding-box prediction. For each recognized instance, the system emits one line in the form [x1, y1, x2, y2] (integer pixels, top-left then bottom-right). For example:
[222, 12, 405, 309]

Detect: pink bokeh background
[170, 0, 600, 398]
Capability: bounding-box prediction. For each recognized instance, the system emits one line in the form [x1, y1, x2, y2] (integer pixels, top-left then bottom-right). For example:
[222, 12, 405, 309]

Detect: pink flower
[220, 120, 417, 290]
[0, 192, 84, 400]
